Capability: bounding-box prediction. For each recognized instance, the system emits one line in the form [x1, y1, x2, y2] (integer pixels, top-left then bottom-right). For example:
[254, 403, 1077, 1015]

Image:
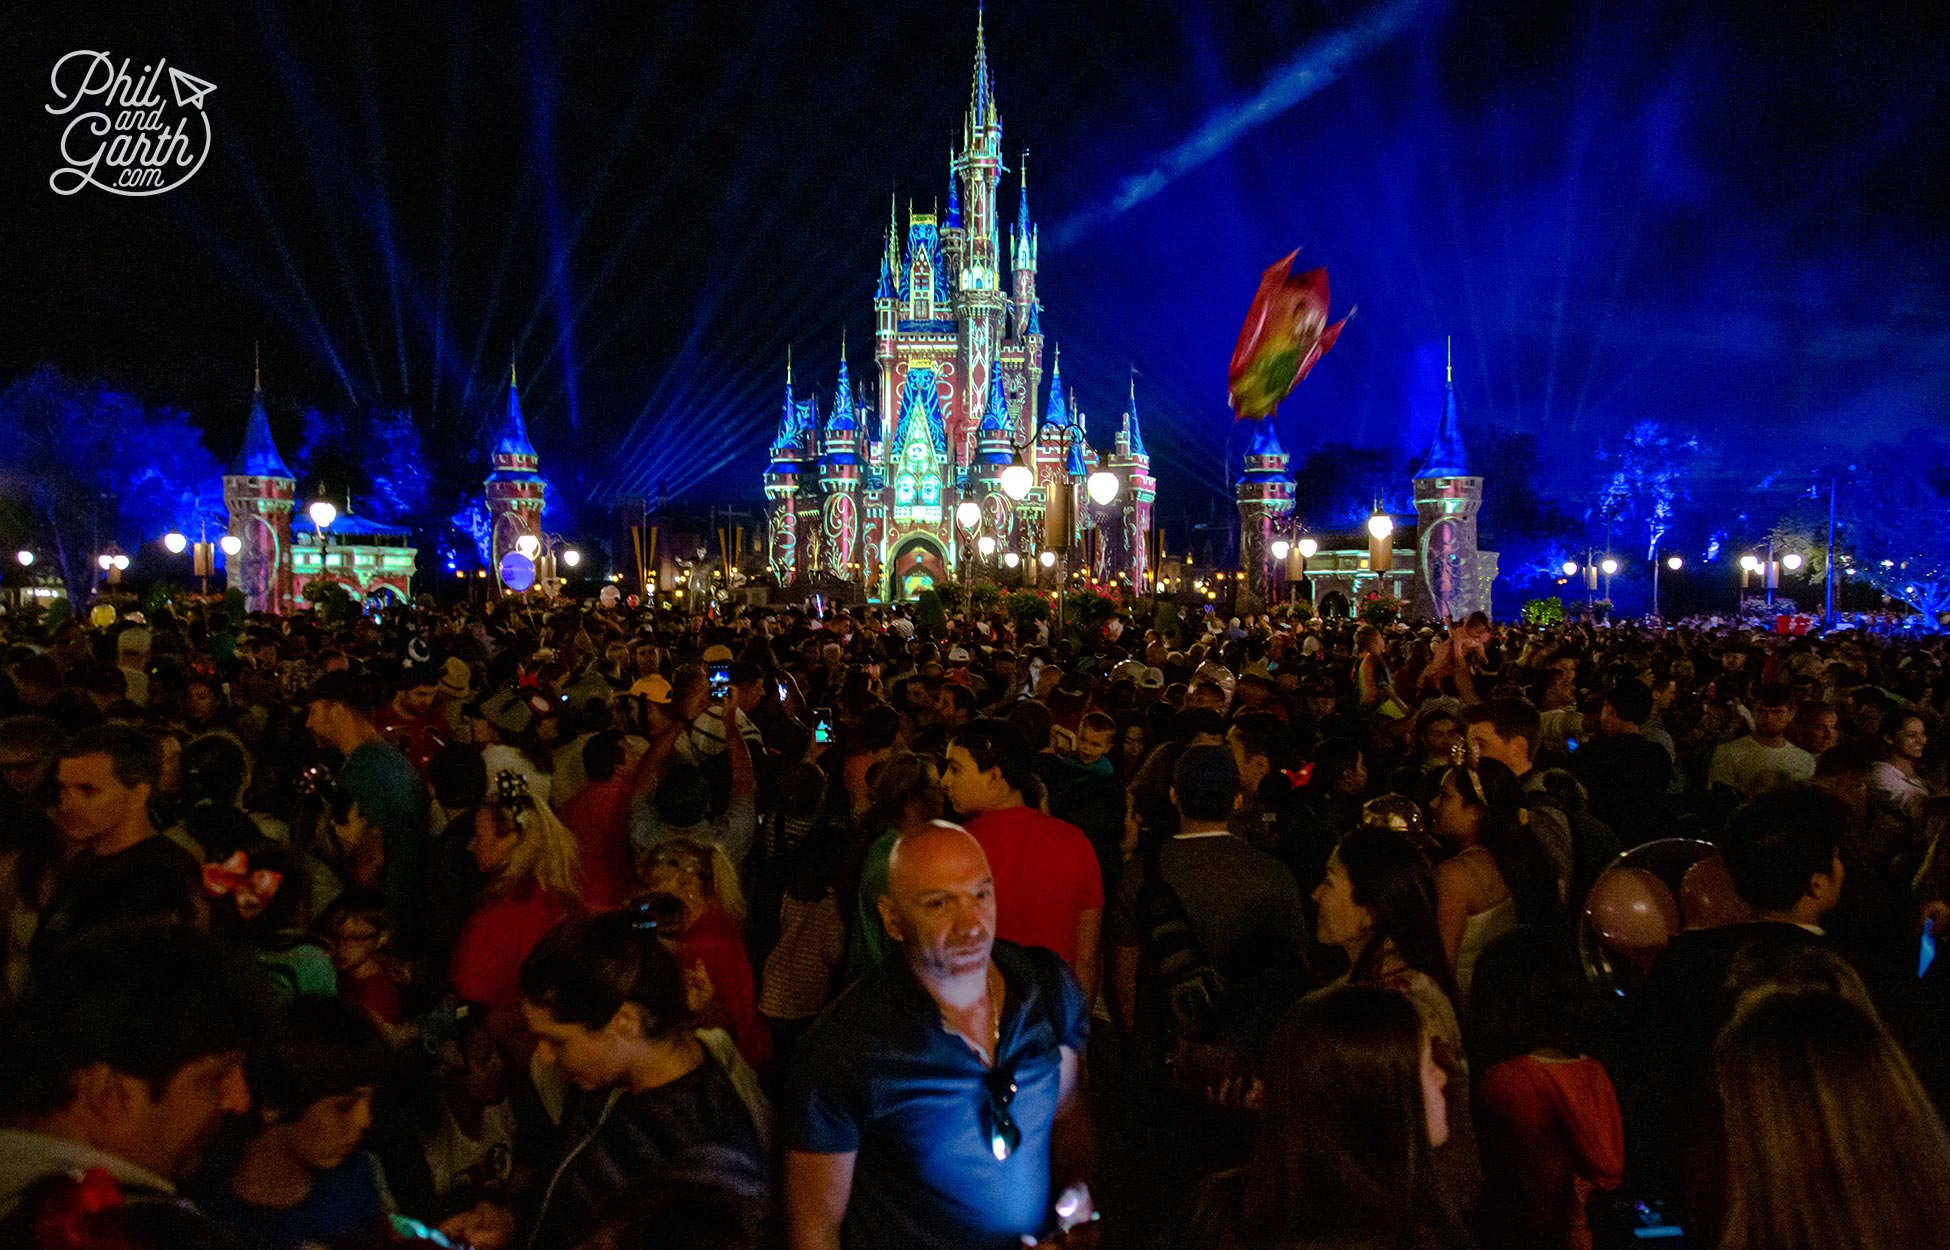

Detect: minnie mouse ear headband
[493, 769, 532, 830]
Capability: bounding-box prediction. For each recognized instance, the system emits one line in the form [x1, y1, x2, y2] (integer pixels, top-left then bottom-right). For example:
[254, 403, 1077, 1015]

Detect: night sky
[4, 0, 1947, 524]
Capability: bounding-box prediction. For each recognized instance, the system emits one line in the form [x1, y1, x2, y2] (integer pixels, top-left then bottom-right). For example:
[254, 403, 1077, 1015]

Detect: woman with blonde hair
[450, 770, 582, 1021]
[645, 836, 769, 1071]
[1713, 987, 1950, 1250]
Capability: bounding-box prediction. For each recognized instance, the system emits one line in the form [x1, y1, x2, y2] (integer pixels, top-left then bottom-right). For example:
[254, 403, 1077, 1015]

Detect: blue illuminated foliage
[0, 365, 225, 602]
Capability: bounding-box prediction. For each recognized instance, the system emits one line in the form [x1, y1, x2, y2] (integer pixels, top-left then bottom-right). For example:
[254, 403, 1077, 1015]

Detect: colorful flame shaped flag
[1227, 251, 1352, 420]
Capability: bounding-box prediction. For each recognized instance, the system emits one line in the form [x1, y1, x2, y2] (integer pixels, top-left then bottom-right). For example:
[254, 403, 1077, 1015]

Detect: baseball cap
[630, 674, 673, 704]
[1139, 666, 1165, 690]
[477, 688, 533, 736]
[947, 646, 972, 664]
[702, 644, 735, 664]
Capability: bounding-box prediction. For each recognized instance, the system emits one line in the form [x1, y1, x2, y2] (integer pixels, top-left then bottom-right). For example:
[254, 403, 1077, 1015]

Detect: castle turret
[1010, 152, 1039, 341]
[484, 361, 547, 591]
[1236, 417, 1294, 613]
[953, 7, 1009, 472]
[764, 352, 810, 585]
[1110, 374, 1157, 589]
[818, 341, 864, 579]
[1413, 338, 1494, 620]
[223, 348, 297, 613]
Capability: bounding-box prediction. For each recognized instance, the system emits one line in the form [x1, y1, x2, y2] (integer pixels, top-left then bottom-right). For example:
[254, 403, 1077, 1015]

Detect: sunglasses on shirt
[983, 1064, 1021, 1162]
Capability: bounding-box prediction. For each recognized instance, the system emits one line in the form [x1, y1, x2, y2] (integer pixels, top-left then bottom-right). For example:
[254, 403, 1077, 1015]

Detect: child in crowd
[320, 888, 405, 1025]
[1467, 926, 1623, 1250]
[1071, 710, 1118, 776]
[199, 996, 395, 1250]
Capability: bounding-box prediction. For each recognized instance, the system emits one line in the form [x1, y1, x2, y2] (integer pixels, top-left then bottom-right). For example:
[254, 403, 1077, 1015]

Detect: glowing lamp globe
[111, 555, 129, 571]
[1038, 550, 1057, 569]
[16, 550, 33, 567]
[308, 501, 337, 531]
[1298, 538, 1319, 559]
[1270, 540, 1290, 561]
[163, 532, 187, 554]
[1003, 552, 1020, 568]
[561, 548, 582, 568]
[1562, 560, 1580, 576]
[220, 535, 243, 556]
[956, 500, 983, 530]
[1739, 555, 1761, 572]
[1366, 513, 1394, 541]
[1600, 558, 1619, 576]
[977, 535, 997, 558]
[97, 554, 113, 571]
[1666, 555, 1684, 571]
[1000, 461, 1034, 502]
[515, 534, 541, 559]
[1086, 471, 1120, 506]
[1781, 553, 1804, 571]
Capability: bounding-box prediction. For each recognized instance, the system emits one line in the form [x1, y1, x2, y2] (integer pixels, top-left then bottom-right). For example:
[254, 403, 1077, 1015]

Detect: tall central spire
[970, 0, 993, 123]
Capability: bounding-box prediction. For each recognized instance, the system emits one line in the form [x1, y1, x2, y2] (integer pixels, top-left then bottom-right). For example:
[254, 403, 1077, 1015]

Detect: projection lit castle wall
[762, 12, 1153, 601]
[223, 366, 418, 611]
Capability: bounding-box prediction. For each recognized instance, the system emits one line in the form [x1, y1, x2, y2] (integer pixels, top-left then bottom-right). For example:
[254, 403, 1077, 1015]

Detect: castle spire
[1125, 368, 1147, 457]
[1415, 336, 1468, 479]
[970, 0, 993, 124]
[253, 340, 261, 393]
[230, 349, 293, 480]
[1445, 334, 1452, 387]
[492, 358, 536, 460]
[1016, 149, 1031, 249]
[1042, 343, 1067, 434]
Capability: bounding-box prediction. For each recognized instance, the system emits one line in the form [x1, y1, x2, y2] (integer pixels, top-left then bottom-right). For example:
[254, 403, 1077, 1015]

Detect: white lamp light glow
[956, 500, 983, 530]
[163, 532, 187, 554]
[1086, 471, 1120, 507]
[1366, 513, 1394, 540]
[562, 548, 582, 568]
[1298, 538, 1318, 559]
[1038, 550, 1057, 568]
[1739, 555, 1761, 572]
[1270, 540, 1290, 561]
[220, 535, 243, 556]
[97, 555, 112, 571]
[1000, 460, 1034, 502]
[1562, 560, 1580, 576]
[15, 550, 32, 567]
[308, 501, 337, 531]
[111, 555, 129, 571]
[977, 535, 997, 557]
[1666, 555, 1684, 571]
[1003, 552, 1020, 568]
[1600, 557, 1619, 576]
[1781, 553, 1804, 571]
[515, 534, 541, 559]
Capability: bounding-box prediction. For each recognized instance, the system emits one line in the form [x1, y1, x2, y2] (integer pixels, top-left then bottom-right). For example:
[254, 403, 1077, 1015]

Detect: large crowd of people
[0, 594, 1945, 1250]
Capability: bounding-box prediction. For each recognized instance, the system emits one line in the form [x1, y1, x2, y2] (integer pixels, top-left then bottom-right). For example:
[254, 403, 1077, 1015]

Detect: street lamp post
[1656, 553, 1682, 619]
[1600, 556, 1620, 604]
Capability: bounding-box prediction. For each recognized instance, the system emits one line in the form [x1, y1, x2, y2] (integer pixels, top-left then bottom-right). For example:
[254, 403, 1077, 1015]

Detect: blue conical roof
[979, 369, 1012, 433]
[1041, 346, 1066, 434]
[1125, 379, 1147, 457]
[1025, 298, 1042, 336]
[1245, 417, 1286, 459]
[1064, 430, 1088, 478]
[229, 385, 293, 480]
[828, 352, 856, 432]
[493, 365, 537, 460]
[1415, 378, 1467, 479]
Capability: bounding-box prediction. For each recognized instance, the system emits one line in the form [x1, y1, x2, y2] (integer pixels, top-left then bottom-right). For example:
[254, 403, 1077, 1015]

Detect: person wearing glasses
[784, 821, 1096, 1250]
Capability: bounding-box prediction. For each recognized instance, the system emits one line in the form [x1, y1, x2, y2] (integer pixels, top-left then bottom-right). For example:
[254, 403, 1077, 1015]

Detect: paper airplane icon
[168, 67, 217, 110]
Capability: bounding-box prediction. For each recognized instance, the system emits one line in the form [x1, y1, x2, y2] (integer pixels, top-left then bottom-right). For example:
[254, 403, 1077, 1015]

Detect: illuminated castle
[764, 11, 1153, 601]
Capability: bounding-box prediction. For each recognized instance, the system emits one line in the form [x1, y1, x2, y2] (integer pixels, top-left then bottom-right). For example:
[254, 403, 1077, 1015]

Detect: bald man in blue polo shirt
[784, 821, 1096, 1250]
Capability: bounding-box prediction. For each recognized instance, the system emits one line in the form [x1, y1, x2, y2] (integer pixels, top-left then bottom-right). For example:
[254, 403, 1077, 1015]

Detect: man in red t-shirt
[373, 657, 449, 778]
[942, 719, 1103, 999]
